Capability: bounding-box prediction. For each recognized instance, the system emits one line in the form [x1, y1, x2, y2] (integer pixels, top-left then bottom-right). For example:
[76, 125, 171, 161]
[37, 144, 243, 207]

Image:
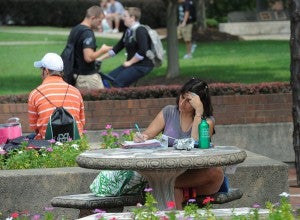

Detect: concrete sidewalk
[0, 27, 167, 40]
[0, 26, 287, 41]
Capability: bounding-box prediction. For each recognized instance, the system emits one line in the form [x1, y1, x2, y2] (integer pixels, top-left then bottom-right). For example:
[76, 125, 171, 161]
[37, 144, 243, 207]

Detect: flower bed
[0, 135, 89, 170]
[2, 190, 295, 220]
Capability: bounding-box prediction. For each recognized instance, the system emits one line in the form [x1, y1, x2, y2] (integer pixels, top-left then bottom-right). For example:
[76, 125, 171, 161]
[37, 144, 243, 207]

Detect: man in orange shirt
[28, 53, 85, 140]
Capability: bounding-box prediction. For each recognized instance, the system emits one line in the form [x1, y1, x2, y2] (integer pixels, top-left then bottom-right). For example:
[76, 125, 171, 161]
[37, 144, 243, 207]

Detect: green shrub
[206, 18, 219, 28]
[0, 82, 291, 104]
[0, 135, 89, 169]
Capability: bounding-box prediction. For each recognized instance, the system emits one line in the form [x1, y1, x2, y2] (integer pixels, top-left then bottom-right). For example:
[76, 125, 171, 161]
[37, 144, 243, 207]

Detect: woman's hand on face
[133, 132, 149, 143]
[188, 92, 204, 115]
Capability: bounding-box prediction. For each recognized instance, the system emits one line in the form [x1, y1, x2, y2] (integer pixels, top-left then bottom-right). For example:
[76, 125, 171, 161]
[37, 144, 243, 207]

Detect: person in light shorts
[177, 0, 197, 59]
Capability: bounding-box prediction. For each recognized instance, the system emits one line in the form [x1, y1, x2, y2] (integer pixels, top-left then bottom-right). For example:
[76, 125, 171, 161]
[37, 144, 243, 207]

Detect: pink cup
[0, 118, 22, 144]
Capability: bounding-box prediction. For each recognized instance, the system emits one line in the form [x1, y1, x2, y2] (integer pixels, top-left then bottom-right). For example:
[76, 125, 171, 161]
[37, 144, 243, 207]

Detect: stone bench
[51, 193, 144, 218]
[51, 188, 242, 218]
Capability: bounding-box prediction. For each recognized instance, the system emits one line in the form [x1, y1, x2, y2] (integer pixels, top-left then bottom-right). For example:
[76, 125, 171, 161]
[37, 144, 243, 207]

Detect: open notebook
[121, 139, 162, 149]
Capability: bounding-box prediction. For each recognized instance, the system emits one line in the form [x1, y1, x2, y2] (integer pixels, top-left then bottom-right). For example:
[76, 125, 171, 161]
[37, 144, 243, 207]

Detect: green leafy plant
[131, 191, 298, 220]
[132, 188, 159, 220]
[202, 196, 216, 220]
[266, 192, 294, 220]
[100, 124, 135, 149]
[0, 134, 89, 170]
[183, 199, 200, 218]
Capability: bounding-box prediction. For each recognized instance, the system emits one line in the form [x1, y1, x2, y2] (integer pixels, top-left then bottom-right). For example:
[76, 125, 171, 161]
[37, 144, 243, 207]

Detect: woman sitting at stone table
[133, 78, 225, 209]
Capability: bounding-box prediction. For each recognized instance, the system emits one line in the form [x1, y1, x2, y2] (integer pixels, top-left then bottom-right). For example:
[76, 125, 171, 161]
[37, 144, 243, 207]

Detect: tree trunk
[194, 0, 206, 30]
[166, 0, 180, 78]
[290, 0, 300, 186]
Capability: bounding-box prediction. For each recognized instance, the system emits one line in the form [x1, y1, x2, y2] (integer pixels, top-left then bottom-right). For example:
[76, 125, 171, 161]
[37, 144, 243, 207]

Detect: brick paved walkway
[289, 166, 300, 209]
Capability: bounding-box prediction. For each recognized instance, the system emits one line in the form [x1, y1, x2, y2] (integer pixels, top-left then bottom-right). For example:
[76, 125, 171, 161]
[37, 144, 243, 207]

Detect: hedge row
[0, 82, 291, 104]
[0, 0, 167, 28]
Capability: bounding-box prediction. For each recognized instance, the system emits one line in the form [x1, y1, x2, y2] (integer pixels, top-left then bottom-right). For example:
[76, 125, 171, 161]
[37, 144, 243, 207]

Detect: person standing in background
[106, 0, 125, 33]
[99, 0, 112, 33]
[177, 0, 197, 59]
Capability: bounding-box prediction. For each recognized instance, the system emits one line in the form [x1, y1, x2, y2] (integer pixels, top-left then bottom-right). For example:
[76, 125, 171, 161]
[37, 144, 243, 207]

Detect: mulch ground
[193, 27, 240, 42]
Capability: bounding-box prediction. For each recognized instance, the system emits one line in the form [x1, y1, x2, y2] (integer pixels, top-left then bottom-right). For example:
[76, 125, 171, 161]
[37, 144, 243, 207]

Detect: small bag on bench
[90, 170, 147, 197]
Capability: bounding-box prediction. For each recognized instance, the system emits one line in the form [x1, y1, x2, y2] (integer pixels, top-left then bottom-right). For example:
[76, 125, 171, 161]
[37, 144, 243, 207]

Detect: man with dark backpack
[28, 53, 85, 141]
[61, 5, 112, 89]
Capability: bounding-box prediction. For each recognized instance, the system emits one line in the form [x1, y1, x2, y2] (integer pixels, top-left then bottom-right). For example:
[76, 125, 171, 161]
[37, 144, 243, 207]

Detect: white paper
[122, 139, 161, 148]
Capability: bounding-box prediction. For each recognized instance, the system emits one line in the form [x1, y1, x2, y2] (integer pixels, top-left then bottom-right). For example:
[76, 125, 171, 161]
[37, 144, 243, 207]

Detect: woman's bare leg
[174, 167, 224, 206]
[174, 187, 183, 210]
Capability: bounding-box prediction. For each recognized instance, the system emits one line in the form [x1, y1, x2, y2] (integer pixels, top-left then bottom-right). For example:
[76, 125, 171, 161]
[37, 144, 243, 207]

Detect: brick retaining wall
[0, 93, 292, 133]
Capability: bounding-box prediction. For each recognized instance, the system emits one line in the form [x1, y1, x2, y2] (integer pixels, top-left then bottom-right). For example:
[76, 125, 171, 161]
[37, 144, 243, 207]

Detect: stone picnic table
[76, 146, 247, 210]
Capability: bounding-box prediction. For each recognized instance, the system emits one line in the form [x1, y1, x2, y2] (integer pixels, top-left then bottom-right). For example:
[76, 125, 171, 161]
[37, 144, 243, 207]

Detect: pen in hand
[134, 123, 145, 142]
[135, 123, 141, 134]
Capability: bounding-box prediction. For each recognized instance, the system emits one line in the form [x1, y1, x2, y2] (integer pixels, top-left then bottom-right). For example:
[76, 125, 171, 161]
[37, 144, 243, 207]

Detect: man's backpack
[61, 27, 89, 86]
[133, 25, 165, 67]
[36, 86, 80, 142]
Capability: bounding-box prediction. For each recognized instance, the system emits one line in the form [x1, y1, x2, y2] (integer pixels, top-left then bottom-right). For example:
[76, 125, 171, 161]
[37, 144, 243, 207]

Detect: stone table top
[76, 146, 247, 170]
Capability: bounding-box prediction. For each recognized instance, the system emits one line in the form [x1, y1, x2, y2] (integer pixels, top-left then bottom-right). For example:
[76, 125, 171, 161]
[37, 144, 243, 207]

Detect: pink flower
[44, 206, 54, 211]
[101, 131, 108, 136]
[83, 129, 87, 134]
[105, 124, 112, 129]
[33, 214, 41, 220]
[252, 203, 261, 208]
[48, 139, 56, 144]
[95, 213, 104, 219]
[144, 188, 153, 192]
[188, 198, 196, 203]
[94, 209, 106, 213]
[26, 146, 35, 150]
[0, 149, 6, 155]
[202, 196, 214, 205]
[122, 129, 131, 135]
[11, 212, 19, 218]
[167, 201, 176, 209]
[112, 132, 119, 138]
[46, 147, 53, 152]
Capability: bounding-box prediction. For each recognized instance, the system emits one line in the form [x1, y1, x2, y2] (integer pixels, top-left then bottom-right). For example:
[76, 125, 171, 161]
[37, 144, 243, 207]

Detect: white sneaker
[191, 43, 197, 54]
[183, 54, 192, 59]
[112, 28, 119, 33]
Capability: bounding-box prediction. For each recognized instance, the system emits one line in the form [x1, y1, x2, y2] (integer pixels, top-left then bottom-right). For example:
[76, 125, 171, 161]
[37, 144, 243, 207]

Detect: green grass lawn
[0, 26, 290, 95]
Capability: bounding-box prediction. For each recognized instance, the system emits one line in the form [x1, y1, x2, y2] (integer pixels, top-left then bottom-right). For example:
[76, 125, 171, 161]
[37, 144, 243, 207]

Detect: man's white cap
[34, 53, 64, 71]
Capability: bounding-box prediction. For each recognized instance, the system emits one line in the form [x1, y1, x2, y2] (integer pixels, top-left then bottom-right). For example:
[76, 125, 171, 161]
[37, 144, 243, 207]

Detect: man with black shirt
[65, 5, 112, 89]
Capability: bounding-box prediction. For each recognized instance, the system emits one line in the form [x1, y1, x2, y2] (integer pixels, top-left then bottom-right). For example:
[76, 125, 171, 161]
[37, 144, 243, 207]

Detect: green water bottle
[198, 116, 210, 149]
